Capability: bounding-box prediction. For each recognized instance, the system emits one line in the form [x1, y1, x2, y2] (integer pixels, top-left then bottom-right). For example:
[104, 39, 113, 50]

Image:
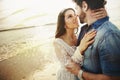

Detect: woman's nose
[74, 15, 78, 20]
[73, 15, 76, 19]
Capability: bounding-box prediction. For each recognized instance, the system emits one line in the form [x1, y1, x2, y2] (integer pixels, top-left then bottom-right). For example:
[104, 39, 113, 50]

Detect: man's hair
[73, 0, 106, 10]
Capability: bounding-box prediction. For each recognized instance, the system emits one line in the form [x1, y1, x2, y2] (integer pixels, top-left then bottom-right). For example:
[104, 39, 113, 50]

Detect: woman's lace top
[53, 38, 83, 80]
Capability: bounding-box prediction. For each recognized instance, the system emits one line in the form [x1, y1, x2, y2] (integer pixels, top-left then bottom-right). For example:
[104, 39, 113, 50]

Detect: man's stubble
[79, 11, 86, 24]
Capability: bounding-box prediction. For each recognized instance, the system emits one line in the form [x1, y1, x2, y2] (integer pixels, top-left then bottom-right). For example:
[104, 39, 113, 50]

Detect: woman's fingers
[85, 29, 96, 36]
[93, 12, 106, 19]
[83, 30, 96, 44]
[87, 39, 95, 45]
[92, 8, 104, 12]
[85, 30, 96, 38]
[91, 8, 107, 19]
[79, 30, 97, 53]
[84, 34, 96, 43]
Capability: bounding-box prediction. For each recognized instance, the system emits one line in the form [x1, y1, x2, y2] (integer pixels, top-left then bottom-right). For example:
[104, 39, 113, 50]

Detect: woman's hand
[79, 29, 97, 55]
[91, 8, 107, 19]
[66, 61, 81, 75]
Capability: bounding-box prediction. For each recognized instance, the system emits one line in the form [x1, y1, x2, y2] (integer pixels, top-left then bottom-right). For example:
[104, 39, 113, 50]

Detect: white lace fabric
[53, 38, 83, 80]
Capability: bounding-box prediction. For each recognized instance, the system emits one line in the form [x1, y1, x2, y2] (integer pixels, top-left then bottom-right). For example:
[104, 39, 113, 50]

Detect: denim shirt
[78, 17, 120, 76]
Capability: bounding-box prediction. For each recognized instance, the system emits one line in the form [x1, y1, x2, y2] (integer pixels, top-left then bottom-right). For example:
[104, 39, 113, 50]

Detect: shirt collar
[91, 16, 109, 29]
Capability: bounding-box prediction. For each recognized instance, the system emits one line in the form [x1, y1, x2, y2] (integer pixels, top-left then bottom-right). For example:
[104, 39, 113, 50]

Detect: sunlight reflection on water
[0, 0, 73, 30]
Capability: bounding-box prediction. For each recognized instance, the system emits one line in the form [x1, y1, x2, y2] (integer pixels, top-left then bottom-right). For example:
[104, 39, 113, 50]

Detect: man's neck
[86, 10, 98, 26]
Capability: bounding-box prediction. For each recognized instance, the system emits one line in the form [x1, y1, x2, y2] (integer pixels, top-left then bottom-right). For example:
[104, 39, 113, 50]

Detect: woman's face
[64, 10, 79, 29]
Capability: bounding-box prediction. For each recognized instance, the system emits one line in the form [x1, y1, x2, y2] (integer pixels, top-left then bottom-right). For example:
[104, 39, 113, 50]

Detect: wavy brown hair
[55, 8, 75, 38]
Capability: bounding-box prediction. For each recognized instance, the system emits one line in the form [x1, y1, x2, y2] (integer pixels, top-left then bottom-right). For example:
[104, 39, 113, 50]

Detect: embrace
[53, 0, 120, 80]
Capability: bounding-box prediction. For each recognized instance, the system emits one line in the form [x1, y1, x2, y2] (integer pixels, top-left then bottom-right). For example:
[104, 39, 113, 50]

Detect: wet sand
[0, 38, 58, 80]
[0, 24, 58, 80]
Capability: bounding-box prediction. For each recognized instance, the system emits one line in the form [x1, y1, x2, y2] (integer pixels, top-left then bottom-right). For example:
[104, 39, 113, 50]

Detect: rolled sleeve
[98, 31, 120, 76]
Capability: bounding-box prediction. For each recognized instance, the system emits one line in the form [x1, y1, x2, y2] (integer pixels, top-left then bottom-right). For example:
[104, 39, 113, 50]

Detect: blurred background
[0, 0, 120, 80]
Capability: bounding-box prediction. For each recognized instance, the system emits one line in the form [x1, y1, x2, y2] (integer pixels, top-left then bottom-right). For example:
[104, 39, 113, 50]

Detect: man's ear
[82, 1, 88, 12]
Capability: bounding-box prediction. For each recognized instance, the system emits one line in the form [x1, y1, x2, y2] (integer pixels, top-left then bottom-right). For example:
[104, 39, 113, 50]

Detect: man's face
[75, 4, 86, 23]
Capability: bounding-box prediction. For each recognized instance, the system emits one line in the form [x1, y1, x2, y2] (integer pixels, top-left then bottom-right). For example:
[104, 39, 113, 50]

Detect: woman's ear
[82, 1, 88, 12]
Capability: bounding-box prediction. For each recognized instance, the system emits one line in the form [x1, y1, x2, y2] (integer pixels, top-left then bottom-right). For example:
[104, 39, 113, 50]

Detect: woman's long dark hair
[55, 8, 75, 38]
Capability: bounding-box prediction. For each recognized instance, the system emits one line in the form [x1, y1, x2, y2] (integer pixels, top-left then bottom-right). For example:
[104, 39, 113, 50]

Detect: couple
[54, 0, 120, 80]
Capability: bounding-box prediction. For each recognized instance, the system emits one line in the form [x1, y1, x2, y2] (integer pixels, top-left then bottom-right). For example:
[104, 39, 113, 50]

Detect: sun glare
[0, 0, 74, 29]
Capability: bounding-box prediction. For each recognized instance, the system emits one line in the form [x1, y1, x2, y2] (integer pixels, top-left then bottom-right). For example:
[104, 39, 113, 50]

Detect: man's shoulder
[97, 21, 119, 35]
[99, 21, 119, 31]
[95, 21, 120, 42]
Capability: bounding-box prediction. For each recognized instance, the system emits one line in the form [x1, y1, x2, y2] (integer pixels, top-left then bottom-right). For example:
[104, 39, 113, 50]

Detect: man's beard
[79, 11, 86, 24]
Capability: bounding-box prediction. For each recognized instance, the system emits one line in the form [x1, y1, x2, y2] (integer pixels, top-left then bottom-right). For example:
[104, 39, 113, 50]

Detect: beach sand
[0, 24, 58, 80]
[0, 38, 59, 80]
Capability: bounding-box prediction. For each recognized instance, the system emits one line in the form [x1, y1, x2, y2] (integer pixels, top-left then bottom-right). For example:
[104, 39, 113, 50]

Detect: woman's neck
[66, 29, 74, 38]
[61, 30, 77, 46]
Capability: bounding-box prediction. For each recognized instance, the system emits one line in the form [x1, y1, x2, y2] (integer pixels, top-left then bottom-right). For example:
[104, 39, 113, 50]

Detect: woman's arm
[54, 39, 77, 67]
[82, 71, 120, 80]
[66, 62, 120, 80]
[72, 29, 96, 65]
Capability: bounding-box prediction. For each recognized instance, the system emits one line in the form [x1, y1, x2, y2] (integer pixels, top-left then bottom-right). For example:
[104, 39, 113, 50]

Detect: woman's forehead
[64, 10, 75, 16]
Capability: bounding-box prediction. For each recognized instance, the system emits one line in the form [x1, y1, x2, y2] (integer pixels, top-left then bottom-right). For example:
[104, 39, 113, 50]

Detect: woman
[54, 8, 106, 80]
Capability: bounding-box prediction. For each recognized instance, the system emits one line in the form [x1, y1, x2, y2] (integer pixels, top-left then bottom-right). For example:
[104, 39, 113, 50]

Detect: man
[67, 0, 120, 80]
